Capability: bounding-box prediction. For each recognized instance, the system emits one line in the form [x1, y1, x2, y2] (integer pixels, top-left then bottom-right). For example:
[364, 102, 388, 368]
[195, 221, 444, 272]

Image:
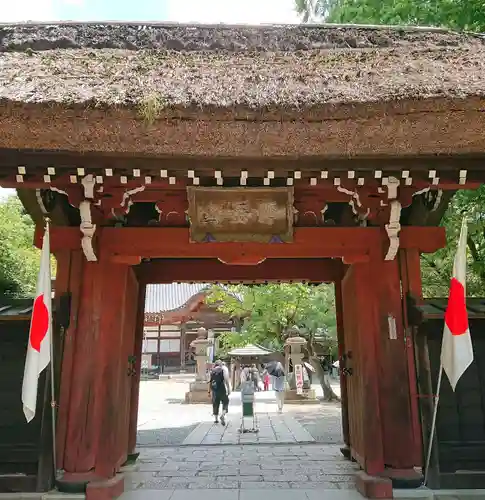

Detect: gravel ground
[138, 424, 199, 447]
[136, 380, 343, 447]
[291, 403, 343, 444]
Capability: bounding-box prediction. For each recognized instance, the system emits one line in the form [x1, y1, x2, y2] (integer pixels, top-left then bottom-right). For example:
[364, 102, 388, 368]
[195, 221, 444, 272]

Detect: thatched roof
[1, 23, 485, 111]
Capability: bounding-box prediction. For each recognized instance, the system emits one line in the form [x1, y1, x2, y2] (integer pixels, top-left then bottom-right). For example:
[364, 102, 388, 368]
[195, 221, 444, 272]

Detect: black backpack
[210, 366, 225, 391]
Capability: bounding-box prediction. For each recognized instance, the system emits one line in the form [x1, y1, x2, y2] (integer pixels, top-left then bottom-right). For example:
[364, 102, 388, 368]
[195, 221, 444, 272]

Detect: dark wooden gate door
[341, 267, 366, 466]
[341, 264, 384, 475]
[115, 269, 139, 469]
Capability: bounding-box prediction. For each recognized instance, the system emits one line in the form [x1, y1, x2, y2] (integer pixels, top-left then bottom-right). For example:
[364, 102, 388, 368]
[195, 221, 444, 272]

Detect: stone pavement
[125, 443, 359, 491]
[183, 412, 315, 445]
[120, 490, 362, 500]
[137, 379, 343, 447]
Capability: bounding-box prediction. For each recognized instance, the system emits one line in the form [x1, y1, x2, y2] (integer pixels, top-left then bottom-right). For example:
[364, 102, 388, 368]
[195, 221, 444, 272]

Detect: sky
[3, 0, 301, 24]
[0, 0, 300, 199]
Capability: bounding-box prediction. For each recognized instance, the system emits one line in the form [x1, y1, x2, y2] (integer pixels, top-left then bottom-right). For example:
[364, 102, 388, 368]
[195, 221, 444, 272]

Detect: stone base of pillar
[86, 474, 124, 500]
[56, 471, 124, 500]
[381, 467, 423, 489]
[123, 452, 140, 466]
[340, 445, 351, 460]
[56, 471, 97, 494]
[185, 381, 211, 404]
[283, 389, 319, 404]
[355, 471, 393, 499]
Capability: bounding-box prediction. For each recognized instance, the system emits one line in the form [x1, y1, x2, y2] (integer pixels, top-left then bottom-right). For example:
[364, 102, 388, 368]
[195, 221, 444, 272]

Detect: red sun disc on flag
[445, 277, 468, 336]
[30, 294, 49, 352]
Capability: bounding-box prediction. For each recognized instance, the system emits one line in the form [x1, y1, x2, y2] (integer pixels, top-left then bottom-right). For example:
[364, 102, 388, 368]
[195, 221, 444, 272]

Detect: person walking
[251, 364, 260, 391]
[271, 362, 286, 413]
[208, 359, 231, 425]
[263, 368, 270, 391]
[240, 365, 250, 384]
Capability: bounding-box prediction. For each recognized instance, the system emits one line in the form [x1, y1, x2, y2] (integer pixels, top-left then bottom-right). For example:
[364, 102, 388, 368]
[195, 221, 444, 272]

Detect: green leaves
[208, 283, 337, 352]
[0, 195, 40, 298]
[421, 186, 485, 297]
[296, 0, 485, 34]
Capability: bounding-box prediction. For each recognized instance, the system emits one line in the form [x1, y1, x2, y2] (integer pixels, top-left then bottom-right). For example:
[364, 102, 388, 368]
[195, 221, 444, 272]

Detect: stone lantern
[284, 326, 317, 403]
[285, 326, 306, 372]
[185, 327, 213, 403]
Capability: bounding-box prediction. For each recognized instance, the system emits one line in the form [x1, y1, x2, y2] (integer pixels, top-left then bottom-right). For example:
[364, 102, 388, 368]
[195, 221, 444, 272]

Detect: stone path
[137, 379, 343, 447]
[125, 443, 359, 491]
[183, 413, 315, 445]
[292, 402, 343, 443]
[121, 490, 363, 500]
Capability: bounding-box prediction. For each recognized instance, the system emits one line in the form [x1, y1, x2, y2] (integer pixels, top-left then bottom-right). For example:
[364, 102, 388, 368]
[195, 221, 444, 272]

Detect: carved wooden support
[384, 177, 401, 261]
[109, 186, 146, 219]
[80, 175, 97, 262]
[336, 183, 383, 222]
[155, 196, 188, 226]
[337, 185, 363, 217]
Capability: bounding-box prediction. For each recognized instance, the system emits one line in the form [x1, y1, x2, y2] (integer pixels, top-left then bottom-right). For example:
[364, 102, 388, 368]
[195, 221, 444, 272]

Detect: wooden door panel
[342, 267, 366, 467]
[116, 269, 139, 469]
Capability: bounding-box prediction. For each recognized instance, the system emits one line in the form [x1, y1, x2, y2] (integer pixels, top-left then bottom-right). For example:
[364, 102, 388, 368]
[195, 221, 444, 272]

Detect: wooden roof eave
[2, 96, 485, 160]
[407, 295, 485, 326]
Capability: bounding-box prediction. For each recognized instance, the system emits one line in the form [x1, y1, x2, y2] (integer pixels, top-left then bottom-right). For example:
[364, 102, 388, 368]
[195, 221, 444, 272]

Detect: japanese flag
[440, 218, 474, 391]
[22, 225, 52, 422]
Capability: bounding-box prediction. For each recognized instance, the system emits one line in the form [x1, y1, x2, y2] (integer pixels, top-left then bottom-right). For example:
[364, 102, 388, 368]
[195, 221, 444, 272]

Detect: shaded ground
[126, 443, 358, 491]
[136, 377, 343, 447]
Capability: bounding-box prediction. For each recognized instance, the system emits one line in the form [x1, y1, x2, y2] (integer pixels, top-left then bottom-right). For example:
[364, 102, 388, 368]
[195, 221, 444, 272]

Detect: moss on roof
[0, 23, 484, 110]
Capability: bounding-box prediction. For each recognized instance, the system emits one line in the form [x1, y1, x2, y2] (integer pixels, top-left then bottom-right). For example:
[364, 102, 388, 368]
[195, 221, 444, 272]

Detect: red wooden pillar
[54, 250, 84, 470]
[55, 244, 140, 500]
[127, 282, 147, 458]
[342, 234, 423, 497]
[376, 256, 422, 488]
[342, 257, 387, 498]
[334, 279, 350, 458]
[399, 248, 424, 467]
[342, 233, 432, 498]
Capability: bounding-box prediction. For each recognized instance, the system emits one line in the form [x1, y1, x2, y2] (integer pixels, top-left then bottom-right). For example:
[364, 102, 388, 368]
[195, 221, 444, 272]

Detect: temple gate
[1, 21, 485, 500]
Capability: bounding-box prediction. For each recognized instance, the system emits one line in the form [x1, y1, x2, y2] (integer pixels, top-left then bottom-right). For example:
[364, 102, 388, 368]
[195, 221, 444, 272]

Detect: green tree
[208, 283, 340, 401]
[295, 0, 485, 32]
[0, 195, 40, 298]
[294, 0, 485, 298]
[422, 187, 485, 297]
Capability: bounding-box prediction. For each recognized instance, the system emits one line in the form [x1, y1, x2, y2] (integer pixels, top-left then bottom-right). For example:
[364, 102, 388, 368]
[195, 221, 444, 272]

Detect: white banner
[295, 364, 304, 395]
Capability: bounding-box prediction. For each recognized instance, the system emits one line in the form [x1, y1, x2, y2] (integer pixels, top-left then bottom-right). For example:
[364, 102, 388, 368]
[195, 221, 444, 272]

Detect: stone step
[394, 488, 485, 499]
[0, 492, 85, 500]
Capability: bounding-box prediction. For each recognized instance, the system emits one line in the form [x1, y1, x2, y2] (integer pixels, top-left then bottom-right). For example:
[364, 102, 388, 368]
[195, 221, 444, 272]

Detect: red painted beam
[136, 258, 343, 284]
[37, 226, 446, 258]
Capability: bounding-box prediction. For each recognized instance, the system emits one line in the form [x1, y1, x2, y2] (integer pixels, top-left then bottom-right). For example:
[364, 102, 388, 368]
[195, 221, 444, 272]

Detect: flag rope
[46, 218, 58, 478]
[423, 364, 443, 485]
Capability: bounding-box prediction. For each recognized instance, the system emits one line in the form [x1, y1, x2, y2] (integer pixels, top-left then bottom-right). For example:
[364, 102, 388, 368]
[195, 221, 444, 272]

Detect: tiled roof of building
[144, 283, 211, 313]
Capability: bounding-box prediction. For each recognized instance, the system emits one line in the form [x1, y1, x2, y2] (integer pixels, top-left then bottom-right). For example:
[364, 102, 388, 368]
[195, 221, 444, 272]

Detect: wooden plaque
[186, 187, 295, 243]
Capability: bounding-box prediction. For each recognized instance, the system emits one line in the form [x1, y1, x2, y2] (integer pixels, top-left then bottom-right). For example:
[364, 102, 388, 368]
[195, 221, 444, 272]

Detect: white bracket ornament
[384, 176, 401, 261]
[80, 175, 97, 262]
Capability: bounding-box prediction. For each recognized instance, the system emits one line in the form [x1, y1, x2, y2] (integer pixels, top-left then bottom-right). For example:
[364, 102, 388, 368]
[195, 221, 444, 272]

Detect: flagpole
[424, 364, 443, 485]
[45, 218, 58, 478]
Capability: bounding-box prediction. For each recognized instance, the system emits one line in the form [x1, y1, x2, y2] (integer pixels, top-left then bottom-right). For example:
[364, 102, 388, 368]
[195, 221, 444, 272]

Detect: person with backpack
[208, 359, 231, 425]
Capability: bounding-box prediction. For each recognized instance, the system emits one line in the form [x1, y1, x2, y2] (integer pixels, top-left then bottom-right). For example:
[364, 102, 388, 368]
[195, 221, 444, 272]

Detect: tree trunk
[310, 355, 340, 402]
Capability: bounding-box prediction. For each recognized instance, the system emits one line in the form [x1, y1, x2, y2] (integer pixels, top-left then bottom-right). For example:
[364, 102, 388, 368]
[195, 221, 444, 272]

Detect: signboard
[295, 364, 304, 395]
[241, 381, 255, 417]
[187, 187, 295, 243]
[141, 354, 151, 370]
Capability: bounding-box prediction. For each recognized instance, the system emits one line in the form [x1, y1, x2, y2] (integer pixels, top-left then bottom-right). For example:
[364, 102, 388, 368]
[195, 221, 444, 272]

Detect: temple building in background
[143, 284, 236, 372]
